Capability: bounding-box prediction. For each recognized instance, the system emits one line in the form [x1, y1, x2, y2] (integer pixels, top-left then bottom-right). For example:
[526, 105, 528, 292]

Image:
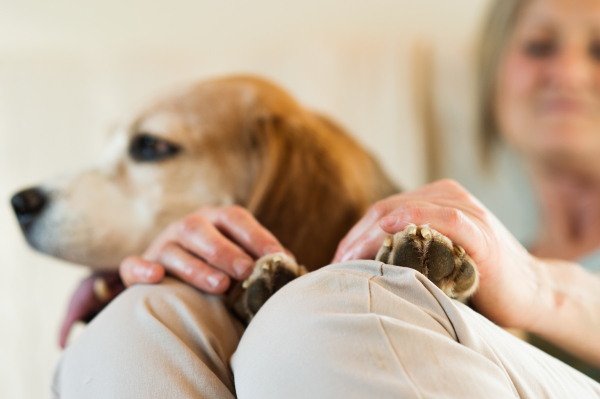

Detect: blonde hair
[477, 0, 530, 162]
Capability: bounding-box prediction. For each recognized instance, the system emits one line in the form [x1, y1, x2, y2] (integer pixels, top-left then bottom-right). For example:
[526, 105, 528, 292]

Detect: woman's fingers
[128, 206, 288, 290]
[154, 243, 231, 294]
[334, 199, 435, 262]
[121, 205, 292, 292]
[120, 256, 165, 287]
[379, 206, 489, 262]
[199, 206, 287, 258]
[337, 224, 391, 262]
[334, 199, 395, 262]
[336, 203, 489, 265]
[172, 213, 256, 280]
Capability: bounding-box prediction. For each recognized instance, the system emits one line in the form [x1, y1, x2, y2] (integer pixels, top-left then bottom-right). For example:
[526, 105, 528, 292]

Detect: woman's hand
[119, 205, 289, 294]
[333, 179, 541, 330]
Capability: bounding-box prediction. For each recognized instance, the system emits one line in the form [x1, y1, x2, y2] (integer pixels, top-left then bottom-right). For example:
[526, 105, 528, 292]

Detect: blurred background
[0, 0, 538, 397]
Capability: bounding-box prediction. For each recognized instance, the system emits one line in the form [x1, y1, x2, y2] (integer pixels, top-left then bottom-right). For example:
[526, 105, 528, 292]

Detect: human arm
[333, 179, 600, 367]
[525, 257, 600, 368]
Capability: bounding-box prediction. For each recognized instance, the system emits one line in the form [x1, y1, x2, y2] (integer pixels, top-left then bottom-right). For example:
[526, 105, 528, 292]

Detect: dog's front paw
[375, 224, 478, 300]
[233, 253, 307, 323]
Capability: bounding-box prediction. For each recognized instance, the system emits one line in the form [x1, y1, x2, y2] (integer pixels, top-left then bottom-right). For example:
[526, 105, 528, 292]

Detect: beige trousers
[52, 260, 600, 398]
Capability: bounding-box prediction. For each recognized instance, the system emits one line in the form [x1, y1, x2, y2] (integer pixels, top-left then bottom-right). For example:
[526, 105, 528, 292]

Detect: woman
[478, 0, 600, 377]
[52, 0, 600, 397]
[479, 0, 600, 266]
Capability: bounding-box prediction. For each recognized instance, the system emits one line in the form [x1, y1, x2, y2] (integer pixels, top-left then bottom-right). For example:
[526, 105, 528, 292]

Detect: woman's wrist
[524, 257, 578, 335]
[521, 257, 600, 366]
[486, 254, 551, 332]
[516, 256, 555, 334]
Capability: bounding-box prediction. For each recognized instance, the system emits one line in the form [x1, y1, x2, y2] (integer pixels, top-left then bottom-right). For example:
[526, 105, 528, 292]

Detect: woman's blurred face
[496, 0, 600, 172]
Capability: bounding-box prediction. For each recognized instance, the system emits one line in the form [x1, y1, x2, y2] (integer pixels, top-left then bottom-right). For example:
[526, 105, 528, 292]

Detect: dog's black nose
[11, 188, 47, 225]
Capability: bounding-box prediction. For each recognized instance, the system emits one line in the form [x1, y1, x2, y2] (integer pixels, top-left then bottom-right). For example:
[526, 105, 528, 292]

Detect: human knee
[53, 279, 234, 394]
[240, 261, 457, 349]
[114, 277, 205, 313]
[53, 279, 240, 399]
[62, 278, 222, 355]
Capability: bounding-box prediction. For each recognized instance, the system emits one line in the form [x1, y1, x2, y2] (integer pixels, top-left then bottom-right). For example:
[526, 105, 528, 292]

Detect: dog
[11, 76, 398, 342]
[11, 75, 478, 342]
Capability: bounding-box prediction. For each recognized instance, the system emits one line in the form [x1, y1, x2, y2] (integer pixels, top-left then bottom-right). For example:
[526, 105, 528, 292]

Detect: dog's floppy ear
[244, 113, 366, 271]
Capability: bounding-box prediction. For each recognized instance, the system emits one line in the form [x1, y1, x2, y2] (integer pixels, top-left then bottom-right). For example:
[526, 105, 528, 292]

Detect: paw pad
[236, 253, 306, 322]
[376, 224, 478, 300]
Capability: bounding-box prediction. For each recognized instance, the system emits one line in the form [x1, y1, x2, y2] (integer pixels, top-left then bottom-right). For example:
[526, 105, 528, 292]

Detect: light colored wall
[0, 1, 492, 397]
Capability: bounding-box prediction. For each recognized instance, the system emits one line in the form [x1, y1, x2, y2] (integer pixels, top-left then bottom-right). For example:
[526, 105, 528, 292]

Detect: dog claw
[406, 224, 418, 237]
[93, 277, 111, 303]
[383, 235, 393, 248]
[236, 253, 304, 324]
[419, 227, 432, 241]
[453, 245, 465, 256]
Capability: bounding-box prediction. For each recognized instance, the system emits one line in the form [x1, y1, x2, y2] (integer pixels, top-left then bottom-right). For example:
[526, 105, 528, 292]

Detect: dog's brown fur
[235, 77, 399, 269]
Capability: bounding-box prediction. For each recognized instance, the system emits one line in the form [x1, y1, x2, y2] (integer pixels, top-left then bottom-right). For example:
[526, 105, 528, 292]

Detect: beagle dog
[11, 76, 477, 341]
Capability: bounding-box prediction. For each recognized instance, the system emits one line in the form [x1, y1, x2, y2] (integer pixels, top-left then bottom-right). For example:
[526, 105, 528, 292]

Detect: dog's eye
[129, 134, 181, 162]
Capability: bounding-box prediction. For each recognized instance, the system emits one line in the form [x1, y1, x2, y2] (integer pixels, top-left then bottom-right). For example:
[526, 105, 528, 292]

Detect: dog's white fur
[28, 83, 259, 269]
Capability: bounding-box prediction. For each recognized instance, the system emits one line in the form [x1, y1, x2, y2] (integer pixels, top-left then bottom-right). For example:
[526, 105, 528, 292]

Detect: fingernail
[263, 244, 282, 255]
[144, 267, 155, 281]
[380, 215, 398, 228]
[340, 251, 353, 262]
[233, 258, 254, 278]
[207, 273, 225, 289]
[133, 265, 152, 281]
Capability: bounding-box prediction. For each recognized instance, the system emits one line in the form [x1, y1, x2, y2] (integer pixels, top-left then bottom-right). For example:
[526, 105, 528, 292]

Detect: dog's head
[11, 76, 398, 271]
